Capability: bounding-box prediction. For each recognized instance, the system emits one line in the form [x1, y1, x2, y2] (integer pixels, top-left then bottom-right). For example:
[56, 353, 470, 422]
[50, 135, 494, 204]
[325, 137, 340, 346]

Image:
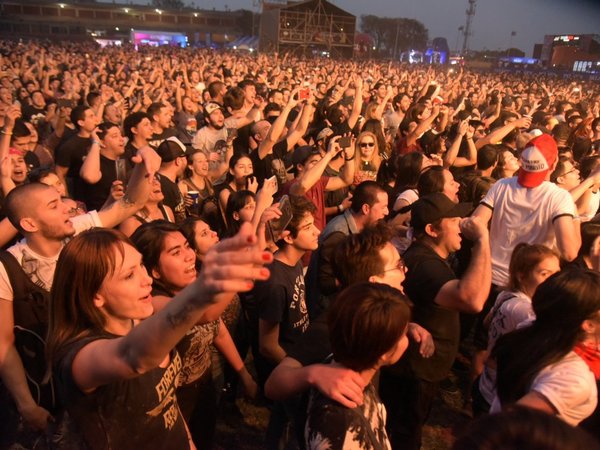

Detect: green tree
[360, 15, 428, 57]
[152, 0, 185, 10]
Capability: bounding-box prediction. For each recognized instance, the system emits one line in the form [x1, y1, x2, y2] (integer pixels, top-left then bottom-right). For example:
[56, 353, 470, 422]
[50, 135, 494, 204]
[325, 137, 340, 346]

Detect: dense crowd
[1, 39, 600, 450]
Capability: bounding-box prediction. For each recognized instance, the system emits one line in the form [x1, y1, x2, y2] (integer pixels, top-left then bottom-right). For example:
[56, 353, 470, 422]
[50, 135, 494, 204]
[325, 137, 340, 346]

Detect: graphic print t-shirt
[55, 333, 189, 450]
[305, 379, 391, 450]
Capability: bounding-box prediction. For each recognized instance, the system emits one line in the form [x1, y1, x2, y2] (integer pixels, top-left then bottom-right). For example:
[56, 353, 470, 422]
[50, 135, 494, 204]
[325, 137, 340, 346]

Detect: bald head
[251, 120, 271, 140]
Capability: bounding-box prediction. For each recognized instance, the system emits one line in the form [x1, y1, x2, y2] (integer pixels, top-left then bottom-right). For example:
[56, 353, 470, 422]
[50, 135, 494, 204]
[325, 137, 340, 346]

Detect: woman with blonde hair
[354, 131, 382, 185]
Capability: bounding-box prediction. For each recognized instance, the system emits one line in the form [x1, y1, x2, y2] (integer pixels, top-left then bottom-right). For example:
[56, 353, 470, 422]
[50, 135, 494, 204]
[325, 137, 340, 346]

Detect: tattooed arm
[69, 223, 272, 392]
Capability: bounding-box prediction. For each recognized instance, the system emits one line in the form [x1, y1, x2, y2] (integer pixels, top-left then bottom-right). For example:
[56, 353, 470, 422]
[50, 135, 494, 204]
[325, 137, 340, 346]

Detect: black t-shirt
[401, 241, 459, 382]
[80, 155, 119, 212]
[124, 141, 141, 166]
[324, 165, 347, 208]
[287, 311, 330, 367]
[331, 120, 351, 136]
[250, 139, 289, 186]
[22, 105, 46, 124]
[24, 151, 40, 172]
[55, 333, 190, 450]
[233, 121, 254, 155]
[148, 128, 178, 149]
[256, 259, 310, 349]
[55, 134, 90, 177]
[158, 173, 186, 223]
[55, 134, 91, 201]
[250, 259, 310, 383]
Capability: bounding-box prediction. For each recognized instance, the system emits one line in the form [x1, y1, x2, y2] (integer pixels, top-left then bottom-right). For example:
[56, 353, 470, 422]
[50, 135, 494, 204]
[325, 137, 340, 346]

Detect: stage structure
[259, 0, 355, 58]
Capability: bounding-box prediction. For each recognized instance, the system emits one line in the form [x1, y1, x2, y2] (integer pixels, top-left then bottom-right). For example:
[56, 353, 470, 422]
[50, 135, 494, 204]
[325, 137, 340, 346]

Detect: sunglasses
[359, 142, 375, 148]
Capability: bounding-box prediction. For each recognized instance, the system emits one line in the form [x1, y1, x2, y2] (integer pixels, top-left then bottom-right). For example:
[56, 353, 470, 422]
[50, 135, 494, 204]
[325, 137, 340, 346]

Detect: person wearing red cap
[473, 133, 580, 289]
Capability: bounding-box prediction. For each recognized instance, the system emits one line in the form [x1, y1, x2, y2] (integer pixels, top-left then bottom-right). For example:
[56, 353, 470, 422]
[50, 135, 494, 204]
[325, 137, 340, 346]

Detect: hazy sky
[189, 0, 600, 56]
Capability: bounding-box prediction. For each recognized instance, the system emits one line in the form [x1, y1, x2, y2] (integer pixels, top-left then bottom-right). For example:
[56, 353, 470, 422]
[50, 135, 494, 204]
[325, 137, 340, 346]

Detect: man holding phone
[78, 122, 128, 212]
[287, 135, 356, 232]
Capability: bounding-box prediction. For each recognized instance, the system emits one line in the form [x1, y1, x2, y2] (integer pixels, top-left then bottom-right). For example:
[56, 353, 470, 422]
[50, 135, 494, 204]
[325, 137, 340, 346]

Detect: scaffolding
[259, 0, 355, 58]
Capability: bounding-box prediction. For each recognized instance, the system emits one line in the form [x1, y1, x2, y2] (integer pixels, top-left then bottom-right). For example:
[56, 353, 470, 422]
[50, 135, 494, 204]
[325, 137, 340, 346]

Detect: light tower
[461, 0, 476, 53]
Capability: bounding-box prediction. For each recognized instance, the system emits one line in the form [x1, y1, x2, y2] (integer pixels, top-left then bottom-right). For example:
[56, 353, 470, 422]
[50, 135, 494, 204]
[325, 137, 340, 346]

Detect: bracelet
[91, 140, 100, 146]
[338, 204, 345, 213]
[344, 155, 354, 161]
[0, 129, 12, 136]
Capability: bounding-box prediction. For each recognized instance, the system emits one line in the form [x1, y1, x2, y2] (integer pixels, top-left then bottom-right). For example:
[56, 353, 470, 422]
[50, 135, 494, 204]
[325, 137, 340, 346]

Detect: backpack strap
[0, 250, 55, 410]
[0, 250, 36, 300]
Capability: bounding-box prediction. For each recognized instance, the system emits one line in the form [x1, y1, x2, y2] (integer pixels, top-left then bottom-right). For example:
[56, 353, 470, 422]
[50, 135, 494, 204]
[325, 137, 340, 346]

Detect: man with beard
[305, 180, 389, 315]
[147, 102, 177, 149]
[192, 102, 227, 154]
[0, 145, 159, 447]
[384, 92, 412, 136]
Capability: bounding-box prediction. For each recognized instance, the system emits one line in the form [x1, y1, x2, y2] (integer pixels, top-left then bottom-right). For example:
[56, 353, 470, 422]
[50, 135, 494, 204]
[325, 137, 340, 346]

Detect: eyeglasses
[561, 167, 579, 177]
[382, 259, 407, 274]
[67, 206, 87, 216]
[359, 142, 375, 148]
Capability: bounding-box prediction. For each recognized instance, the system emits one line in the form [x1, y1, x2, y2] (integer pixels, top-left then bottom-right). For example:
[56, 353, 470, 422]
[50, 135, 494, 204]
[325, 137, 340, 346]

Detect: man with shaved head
[0, 146, 158, 447]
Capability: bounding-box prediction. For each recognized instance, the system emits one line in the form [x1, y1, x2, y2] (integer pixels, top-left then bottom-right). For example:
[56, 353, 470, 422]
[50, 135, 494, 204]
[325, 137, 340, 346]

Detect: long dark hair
[494, 269, 600, 406]
[224, 152, 252, 185]
[395, 152, 425, 193]
[130, 220, 182, 296]
[418, 165, 445, 196]
[224, 190, 255, 237]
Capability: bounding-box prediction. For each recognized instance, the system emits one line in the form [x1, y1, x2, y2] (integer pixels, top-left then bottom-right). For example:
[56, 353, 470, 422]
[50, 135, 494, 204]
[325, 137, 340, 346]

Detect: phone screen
[267, 195, 293, 243]
[339, 136, 352, 148]
[115, 159, 128, 182]
[299, 88, 310, 100]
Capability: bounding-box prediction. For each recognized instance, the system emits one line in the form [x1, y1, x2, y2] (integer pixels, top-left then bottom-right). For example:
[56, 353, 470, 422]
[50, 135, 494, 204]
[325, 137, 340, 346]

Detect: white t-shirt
[581, 190, 600, 221]
[490, 351, 597, 426]
[192, 126, 227, 153]
[481, 178, 576, 286]
[393, 188, 418, 212]
[0, 211, 101, 300]
[192, 116, 240, 154]
[479, 290, 534, 404]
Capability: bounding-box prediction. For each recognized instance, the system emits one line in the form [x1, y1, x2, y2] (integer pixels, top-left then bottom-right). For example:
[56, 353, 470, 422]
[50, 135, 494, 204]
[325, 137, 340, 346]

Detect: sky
[185, 0, 600, 56]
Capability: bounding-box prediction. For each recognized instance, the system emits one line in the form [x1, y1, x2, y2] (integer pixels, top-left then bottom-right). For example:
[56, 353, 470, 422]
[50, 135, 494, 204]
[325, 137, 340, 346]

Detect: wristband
[91, 140, 100, 146]
[0, 129, 13, 136]
[338, 204, 345, 213]
[344, 155, 354, 161]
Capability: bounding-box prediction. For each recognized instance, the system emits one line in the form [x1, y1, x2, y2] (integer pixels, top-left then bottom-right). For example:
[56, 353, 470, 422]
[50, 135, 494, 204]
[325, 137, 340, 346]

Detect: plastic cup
[188, 191, 199, 205]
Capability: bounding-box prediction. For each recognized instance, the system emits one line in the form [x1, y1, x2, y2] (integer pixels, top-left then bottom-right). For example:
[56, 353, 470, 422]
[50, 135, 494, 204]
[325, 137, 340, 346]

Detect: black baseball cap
[411, 193, 471, 232]
[156, 136, 187, 163]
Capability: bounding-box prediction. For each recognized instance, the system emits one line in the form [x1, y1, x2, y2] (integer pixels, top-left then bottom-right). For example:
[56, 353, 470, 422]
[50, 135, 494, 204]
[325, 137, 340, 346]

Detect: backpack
[0, 250, 56, 411]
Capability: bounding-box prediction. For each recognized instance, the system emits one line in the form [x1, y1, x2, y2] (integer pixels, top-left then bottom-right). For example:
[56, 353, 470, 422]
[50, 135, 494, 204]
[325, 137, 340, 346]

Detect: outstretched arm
[69, 223, 273, 392]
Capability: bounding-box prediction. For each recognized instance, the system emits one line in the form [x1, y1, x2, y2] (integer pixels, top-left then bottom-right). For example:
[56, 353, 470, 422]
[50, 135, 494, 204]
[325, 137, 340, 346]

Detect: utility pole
[393, 21, 400, 60]
[461, 0, 476, 53]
